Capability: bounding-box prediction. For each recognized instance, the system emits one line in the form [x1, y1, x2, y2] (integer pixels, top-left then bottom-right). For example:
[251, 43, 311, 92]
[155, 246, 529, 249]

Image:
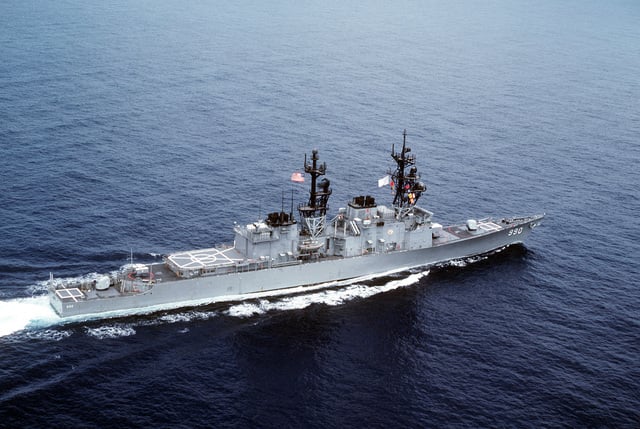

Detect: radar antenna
[298, 149, 332, 242]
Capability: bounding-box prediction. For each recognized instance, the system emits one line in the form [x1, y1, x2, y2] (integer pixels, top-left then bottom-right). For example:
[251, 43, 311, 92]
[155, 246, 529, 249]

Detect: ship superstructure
[49, 131, 544, 317]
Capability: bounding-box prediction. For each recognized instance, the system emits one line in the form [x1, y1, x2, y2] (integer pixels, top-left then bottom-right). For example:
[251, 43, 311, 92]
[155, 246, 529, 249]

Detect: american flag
[290, 172, 305, 183]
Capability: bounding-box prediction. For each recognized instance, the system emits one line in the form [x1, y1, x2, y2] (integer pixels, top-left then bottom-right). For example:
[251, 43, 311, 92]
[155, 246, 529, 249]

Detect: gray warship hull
[50, 215, 543, 318]
[49, 132, 544, 318]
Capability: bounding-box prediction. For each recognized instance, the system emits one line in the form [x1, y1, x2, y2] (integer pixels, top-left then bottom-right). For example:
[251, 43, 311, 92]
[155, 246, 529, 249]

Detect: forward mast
[298, 149, 332, 254]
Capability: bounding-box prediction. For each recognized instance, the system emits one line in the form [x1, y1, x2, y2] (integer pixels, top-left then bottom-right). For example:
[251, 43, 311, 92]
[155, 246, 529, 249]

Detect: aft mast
[390, 130, 427, 217]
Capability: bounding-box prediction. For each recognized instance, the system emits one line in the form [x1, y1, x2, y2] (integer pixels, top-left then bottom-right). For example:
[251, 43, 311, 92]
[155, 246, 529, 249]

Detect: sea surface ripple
[1, 0, 639, 427]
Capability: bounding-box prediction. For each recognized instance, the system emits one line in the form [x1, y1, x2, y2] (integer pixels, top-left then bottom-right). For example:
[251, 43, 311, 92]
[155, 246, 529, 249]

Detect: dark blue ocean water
[1, 0, 639, 427]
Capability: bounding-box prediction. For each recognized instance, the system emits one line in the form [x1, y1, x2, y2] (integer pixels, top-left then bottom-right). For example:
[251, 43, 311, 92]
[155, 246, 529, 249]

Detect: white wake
[0, 295, 61, 337]
[227, 271, 428, 318]
[0, 268, 429, 339]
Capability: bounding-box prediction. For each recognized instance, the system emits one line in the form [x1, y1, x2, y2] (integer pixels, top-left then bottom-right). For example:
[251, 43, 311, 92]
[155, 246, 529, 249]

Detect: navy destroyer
[49, 131, 544, 317]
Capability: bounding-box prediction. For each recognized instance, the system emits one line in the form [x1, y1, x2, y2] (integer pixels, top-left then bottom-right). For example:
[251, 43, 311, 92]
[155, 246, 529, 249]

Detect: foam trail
[85, 325, 136, 339]
[0, 295, 61, 337]
[227, 271, 428, 318]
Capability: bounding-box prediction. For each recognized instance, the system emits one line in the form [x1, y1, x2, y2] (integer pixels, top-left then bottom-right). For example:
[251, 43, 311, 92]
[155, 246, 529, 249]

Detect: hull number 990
[508, 227, 524, 236]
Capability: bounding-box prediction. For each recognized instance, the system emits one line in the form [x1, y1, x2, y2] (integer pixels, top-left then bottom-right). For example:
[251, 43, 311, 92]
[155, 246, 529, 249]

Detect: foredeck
[433, 219, 504, 245]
